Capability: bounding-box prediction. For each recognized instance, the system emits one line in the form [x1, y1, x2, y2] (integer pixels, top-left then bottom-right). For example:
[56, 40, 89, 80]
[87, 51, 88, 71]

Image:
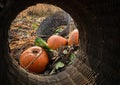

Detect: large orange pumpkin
[19, 46, 49, 73]
[47, 35, 67, 50]
[68, 29, 79, 45]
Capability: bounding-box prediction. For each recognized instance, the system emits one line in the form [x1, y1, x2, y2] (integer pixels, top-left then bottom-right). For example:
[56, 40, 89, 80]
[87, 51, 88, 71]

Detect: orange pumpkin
[68, 29, 79, 45]
[19, 46, 49, 73]
[47, 35, 67, 50]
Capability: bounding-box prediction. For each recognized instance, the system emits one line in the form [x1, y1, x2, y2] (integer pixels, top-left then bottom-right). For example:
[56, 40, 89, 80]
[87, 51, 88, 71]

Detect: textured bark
[0, 0, 119, 85]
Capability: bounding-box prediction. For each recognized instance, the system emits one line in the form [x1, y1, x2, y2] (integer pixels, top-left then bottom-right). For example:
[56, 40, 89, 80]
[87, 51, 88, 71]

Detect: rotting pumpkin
[47, 35, 67, 50]
[19, 46, 49, 74]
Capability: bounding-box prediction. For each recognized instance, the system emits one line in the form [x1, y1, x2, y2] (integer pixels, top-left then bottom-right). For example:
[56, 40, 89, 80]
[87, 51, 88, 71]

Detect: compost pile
[9, 9, 79, 75]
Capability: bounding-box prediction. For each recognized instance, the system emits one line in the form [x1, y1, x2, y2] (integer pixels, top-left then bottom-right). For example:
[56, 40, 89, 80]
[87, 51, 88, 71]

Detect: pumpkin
[47, 35, 67, 50]
[19, 46, 49, 73]
[68, 29, 79, 45]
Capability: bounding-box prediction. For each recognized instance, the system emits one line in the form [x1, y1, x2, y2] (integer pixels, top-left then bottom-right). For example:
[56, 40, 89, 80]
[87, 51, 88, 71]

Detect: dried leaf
[32, 23, 39, 30]
[63, 49, 68, 54]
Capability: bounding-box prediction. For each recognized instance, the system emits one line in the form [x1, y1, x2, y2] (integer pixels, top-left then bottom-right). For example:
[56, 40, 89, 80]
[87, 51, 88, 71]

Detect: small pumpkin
[68, 29, 79, 45]
[47, 35, 67, 50]
[19, 46, 49, 73]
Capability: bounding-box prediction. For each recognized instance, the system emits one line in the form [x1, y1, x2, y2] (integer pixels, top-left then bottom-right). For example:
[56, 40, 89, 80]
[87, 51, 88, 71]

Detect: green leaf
[49, 62, 65, 75]
[35, 37, 51, 51]
[55, 62, 65, 70]
[70, 53, 76, 61]
[55, 27, 64, 34]
[49, 68, 56, 75]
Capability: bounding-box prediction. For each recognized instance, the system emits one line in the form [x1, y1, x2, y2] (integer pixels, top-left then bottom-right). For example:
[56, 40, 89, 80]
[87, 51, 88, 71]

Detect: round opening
[8, 3, 80, 75]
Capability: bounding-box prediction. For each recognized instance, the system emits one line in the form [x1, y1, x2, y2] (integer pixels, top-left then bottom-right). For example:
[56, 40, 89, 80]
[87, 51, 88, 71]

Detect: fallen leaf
[70, 53, 76, 61]
[55, 61, 65, 70]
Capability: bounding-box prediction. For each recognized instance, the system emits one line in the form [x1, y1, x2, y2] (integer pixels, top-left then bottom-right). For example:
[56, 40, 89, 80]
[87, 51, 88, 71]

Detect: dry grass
[19, 4, 63, 17]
